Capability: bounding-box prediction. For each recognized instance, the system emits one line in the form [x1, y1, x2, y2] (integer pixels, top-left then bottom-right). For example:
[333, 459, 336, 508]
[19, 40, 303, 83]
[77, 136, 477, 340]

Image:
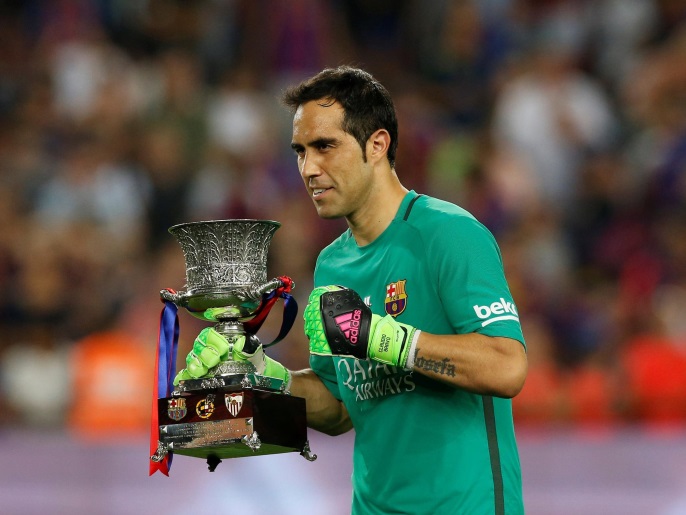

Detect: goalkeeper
[176, 66, 528, 515]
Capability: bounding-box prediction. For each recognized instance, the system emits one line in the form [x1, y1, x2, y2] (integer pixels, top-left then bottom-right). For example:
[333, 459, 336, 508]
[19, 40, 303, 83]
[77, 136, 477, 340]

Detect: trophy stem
[203, 320, 256, 377]
[214, 320, 245, 339]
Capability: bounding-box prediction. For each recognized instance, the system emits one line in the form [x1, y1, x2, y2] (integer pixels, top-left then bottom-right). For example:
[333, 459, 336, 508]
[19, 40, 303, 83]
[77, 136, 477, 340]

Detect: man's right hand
[173, 328, 291, 389]
[174, 327, 229, 384]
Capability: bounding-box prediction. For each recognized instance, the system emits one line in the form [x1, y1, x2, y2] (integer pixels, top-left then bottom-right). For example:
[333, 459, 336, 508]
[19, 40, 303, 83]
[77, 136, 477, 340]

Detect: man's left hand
[304, 286, 420, 369]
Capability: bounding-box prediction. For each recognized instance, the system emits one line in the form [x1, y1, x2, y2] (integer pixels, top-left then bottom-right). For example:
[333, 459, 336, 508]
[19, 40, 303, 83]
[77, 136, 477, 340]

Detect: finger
[303, 296, 328, 344]
[307, 285, 344, 304]
[192, 328, 227, 368]
[204, 328, 230, 357]
[234, 334, 260, 355]
[185, 352, 209, 378]
[232, 335, 262, 361]
[173, 368, 193, 385]
[232, 334, 247, 355]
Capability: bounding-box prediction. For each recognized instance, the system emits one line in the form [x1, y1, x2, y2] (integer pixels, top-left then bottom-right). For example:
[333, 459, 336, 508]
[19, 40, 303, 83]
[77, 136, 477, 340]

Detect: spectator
[492, 34, 617, 213]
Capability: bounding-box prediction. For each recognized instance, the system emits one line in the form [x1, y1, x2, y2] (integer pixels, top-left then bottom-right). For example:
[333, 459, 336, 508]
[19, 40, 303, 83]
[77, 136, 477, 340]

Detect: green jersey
[310, 191, 525, 515]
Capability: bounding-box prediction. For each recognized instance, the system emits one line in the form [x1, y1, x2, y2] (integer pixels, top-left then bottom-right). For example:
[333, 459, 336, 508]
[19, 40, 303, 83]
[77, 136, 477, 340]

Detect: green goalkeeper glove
[173, 328, 291, 389]
[304, 286, 421, 369]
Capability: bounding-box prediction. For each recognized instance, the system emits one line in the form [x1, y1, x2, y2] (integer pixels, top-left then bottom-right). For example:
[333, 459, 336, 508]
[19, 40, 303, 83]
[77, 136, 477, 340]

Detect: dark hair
[282, 66, 398, 168]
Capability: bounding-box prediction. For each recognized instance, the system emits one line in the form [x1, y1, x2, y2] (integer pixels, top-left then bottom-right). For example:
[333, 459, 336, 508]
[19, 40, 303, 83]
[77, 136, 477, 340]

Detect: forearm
[290, 368, 352, 436]
[411, 333, 527, 398]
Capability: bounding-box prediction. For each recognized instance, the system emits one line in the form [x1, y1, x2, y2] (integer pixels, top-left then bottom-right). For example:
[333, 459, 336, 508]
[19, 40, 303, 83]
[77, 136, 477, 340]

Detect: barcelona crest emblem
[225, 392, 244, 417]
[167, 397, 187, 421]
[385, 279, 407, 317]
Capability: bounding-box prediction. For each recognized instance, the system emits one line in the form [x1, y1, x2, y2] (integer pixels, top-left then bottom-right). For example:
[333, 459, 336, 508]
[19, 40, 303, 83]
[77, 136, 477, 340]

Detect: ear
[366, 129, 391, 166]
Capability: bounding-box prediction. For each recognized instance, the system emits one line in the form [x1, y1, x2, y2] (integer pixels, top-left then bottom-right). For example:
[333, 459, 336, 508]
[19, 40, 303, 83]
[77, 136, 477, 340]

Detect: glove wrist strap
[403, 329, 421, 370]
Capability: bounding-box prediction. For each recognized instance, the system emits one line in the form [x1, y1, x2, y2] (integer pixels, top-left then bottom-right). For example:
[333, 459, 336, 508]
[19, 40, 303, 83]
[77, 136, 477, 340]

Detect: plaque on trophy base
[157, 384, 309, 470]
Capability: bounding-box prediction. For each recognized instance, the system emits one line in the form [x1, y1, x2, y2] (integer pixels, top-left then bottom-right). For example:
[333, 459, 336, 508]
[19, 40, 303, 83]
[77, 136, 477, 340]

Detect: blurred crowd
[0, 0, 685, 436]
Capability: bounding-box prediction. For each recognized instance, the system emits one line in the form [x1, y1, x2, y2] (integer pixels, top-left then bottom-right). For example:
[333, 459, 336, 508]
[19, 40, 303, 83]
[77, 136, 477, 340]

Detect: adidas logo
[473, 299, 519, 327]
[334, 309, 362, 344]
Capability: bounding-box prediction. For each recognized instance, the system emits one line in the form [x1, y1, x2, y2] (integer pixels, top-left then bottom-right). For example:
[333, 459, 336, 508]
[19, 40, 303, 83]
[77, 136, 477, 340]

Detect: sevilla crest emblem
[225, 392, 244, 417]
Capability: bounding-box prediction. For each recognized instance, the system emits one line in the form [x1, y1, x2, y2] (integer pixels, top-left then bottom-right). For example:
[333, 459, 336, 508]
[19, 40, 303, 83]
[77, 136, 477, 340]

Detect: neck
[347, 172, 408, 246]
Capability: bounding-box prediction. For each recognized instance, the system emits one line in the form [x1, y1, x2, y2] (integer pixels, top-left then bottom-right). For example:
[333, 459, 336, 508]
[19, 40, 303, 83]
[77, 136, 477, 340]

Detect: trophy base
[154, 385, 314, 470]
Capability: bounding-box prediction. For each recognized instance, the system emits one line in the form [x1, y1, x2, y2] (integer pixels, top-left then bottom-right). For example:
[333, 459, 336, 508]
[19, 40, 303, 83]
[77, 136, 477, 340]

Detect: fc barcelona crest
[385, 279, 408, 317]
[225, 392, 243, 418]
[167, 397, 187, 421]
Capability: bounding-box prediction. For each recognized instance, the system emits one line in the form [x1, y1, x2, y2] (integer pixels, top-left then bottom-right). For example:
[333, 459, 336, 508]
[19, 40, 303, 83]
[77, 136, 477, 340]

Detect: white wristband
[404, 329, 421, 370]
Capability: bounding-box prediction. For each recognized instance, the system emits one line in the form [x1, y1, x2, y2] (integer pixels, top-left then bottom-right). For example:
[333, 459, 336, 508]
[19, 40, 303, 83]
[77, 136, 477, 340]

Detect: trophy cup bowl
[152, 220, 314, 471]
[164, 219, 280, 315]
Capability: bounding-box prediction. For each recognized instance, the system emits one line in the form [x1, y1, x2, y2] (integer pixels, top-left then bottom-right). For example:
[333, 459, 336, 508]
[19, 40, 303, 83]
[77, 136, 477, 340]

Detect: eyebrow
[291, 137, 338, 150]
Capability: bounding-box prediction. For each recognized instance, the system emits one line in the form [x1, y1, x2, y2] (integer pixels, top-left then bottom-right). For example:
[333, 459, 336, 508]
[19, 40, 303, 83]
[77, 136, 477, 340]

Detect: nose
[300, 151, 321, 179]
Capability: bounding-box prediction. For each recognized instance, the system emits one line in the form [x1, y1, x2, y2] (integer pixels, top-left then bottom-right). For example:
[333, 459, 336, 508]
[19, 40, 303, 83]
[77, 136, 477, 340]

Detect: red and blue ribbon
[149, 291, 179, 476]
[244, 276, 298, 347]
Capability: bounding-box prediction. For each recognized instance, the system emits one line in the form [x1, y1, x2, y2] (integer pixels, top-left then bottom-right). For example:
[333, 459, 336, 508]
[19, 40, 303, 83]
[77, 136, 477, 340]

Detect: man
[177, 66, 527, 514]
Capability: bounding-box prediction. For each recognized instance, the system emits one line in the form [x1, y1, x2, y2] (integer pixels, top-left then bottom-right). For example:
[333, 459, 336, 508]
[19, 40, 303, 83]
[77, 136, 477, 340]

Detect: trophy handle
[160, 289, 182, 304]
[248, 278, 285, 300]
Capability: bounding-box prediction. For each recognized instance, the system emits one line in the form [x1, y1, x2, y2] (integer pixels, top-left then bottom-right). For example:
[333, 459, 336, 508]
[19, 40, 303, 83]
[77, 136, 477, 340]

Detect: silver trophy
[152, 220, 314, 471]
[162, 219, 286, 387]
